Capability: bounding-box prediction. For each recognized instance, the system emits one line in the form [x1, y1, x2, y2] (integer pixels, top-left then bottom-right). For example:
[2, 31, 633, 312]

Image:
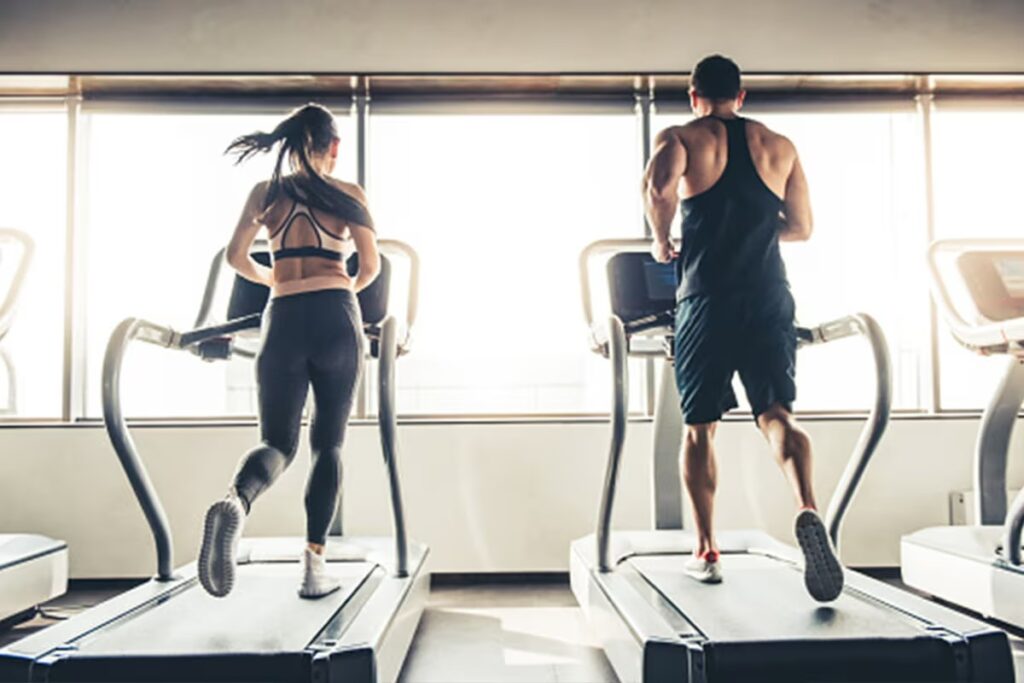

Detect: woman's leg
[230, 349, 310, 510]
[199, 304, 310, 597]
[298, 293, 363, 598]
[305, 327, 363, 549]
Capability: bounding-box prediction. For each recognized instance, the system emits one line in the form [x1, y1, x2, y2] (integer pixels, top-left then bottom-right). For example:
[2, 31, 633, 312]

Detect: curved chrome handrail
[596, 315, 629, 572]
[0, 228, 35, 342]
[378, 315, 409, 577]
[815, 313, 893, 549]
[102, 318, 179, 580]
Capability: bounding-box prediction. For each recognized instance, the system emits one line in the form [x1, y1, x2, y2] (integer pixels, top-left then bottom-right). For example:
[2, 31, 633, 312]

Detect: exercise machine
[571, 239, 1013, 683]
[0, 228, 68, 628]
[0, 241, 427, 683]
[902, 238, 1024, 629]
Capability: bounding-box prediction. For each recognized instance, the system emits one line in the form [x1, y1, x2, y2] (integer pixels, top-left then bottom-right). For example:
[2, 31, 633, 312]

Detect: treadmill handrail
[0, 228, 35, 341]
[178, 313, 262, 348]
[597, 315, 629, 572]
[380, 239, 421, 340]
[927, 238, 1024, 352]
[378, 315, 410, 577]
[102, 318, 178, 580]
[1005, 487, 1024, 566]
[810, 313, 893, 548]
[579, 238, 679, 352]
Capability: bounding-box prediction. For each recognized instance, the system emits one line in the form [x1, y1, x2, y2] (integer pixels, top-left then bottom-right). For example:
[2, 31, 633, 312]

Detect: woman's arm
[226, 182, 273, 286]
[350, 225, 380, 293]
[334, 181, 380, 292]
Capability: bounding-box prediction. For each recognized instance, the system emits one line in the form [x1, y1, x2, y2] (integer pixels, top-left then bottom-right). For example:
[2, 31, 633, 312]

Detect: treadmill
[903, 238, 1024, 629]
[0, 228, 68, 627]
[570, 239, 1014, 683]
[0, 241, 428, 683]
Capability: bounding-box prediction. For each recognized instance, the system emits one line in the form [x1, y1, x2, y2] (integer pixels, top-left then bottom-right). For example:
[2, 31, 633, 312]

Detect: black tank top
[676, 116, 788, 299]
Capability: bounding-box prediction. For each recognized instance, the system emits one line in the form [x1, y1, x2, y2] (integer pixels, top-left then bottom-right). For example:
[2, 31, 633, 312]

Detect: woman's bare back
[256, 178, 370, 297]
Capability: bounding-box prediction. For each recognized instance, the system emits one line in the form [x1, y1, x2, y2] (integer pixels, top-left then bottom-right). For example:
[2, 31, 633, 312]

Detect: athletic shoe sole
[684, 562, 723, 584]
[198, 500, 242, 598]
[298, 582, 342, 599]
[795, 509, 844, 602]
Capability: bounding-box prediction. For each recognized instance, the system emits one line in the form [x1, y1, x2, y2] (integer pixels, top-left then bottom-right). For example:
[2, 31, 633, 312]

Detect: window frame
[0, 79, 1019, 423]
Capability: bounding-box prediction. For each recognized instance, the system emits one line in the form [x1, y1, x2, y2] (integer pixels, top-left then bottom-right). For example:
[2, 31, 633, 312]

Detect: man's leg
[756, 403, 816, 511]
[683, 421, 719, 556]
[739, 288, 843, 601]
[675, 295, 734, 584]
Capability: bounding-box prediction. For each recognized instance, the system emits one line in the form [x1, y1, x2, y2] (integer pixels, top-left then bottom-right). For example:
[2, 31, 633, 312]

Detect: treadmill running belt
[72, 562, 376, 655]
[630, 555, 970, 681]
[630, 555, 923, 641]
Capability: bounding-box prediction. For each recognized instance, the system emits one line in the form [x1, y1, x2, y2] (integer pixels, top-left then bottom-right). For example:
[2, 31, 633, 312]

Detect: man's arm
[643, 128, 687, 262]
[779, 148, 813, 242]
[226, 183, 273, 286]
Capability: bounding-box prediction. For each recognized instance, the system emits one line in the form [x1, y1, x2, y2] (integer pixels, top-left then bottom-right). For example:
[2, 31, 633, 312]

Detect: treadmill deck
[571, 532, 1015, 682]
[632, 554, 924, 642]
[73, 562, 376, 655]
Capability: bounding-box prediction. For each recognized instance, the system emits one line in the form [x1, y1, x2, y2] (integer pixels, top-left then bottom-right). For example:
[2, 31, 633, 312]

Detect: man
[642, 54, 843, 602]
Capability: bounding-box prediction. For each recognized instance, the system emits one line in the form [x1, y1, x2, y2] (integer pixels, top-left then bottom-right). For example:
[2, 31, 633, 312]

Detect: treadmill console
[606, 252, 676, 332]
[956, 251, 1024, 322]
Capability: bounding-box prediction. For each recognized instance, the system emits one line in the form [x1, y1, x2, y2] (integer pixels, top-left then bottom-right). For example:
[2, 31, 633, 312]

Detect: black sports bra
[269, 200, 353, 262]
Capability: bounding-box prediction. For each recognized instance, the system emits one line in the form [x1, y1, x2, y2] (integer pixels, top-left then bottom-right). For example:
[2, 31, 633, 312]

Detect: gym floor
[2, 576, 1022, 683]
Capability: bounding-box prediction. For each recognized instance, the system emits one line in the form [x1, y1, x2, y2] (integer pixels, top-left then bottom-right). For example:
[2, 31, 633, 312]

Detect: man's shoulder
[656, 119, 715, 148]
[744, 118, 796, 155]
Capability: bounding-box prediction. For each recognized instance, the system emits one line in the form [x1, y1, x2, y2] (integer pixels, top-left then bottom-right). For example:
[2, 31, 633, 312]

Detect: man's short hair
[690, 55, 742, 100]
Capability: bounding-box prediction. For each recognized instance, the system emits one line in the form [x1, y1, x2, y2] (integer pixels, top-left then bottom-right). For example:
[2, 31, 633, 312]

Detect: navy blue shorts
[674, 287, 797, 425]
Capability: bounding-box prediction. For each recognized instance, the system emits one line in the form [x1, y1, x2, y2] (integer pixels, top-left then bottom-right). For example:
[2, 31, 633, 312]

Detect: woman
[198, 103, 380, 599]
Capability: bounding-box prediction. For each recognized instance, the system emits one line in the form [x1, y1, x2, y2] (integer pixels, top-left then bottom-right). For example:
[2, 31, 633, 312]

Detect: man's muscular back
[653, 116, 812, 242]
[672, 117, 791, 199]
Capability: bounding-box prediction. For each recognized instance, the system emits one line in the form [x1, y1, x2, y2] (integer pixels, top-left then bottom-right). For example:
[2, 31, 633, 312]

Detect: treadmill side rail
[315, 544, 430, 683]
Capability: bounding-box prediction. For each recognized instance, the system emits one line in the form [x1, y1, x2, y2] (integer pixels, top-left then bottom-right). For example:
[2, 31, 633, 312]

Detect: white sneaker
[198, 494, 246, 598]
[298, 548, 341, 599]
[684, 551, 723, 584]
[795, 508, 845, 602]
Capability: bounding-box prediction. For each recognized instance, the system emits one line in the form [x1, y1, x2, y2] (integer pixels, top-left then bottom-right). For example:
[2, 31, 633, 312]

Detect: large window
[82, 108, 356, 417]
[932, 105, 1024, 409]
[1, 82, 1018, 422]
[653, 106, 930, 412]
[367, 111, 645, 415]
[0, 108, 67, 417]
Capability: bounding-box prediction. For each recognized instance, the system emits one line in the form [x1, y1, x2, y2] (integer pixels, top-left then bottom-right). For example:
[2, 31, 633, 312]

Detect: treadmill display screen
[995, 257, 1024, 299]
[956, 251, 1024, 322]
[643, 261, 677, 302]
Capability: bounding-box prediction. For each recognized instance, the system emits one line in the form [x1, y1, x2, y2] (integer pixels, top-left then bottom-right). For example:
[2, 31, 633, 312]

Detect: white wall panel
[0, 417, 1020, 578]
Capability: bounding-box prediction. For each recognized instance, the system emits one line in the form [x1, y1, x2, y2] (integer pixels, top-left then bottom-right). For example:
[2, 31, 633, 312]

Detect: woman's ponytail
[225, 103, 372, 228]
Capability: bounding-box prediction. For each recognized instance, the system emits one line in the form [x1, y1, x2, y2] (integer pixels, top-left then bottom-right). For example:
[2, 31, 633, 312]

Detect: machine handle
[579, 238, 679, 343]
[0, 228, 35, 341]
[927, 239, 1024, 352]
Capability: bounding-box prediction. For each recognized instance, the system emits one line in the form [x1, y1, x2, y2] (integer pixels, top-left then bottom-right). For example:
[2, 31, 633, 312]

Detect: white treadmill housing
[902, 238, 1024, 628]
[0, 535, 68, 625]
[0, 230, 68, 627]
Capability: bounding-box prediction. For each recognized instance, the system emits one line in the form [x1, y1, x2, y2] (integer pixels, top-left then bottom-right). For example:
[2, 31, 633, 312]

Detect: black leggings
[231, 288, 364, 545]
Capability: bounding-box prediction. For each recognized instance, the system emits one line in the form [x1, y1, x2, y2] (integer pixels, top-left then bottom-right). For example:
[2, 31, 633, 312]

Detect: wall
[1, 416, 1021, 578]
[0, 0, 1022, 73]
